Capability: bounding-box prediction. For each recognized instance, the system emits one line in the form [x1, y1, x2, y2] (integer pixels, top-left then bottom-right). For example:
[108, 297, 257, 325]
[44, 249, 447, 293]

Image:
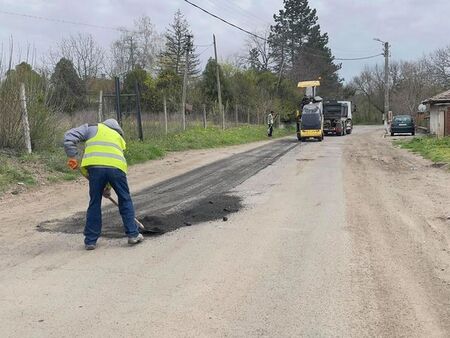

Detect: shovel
[104, 194, 163, 235]
[81, 174, 161, 235]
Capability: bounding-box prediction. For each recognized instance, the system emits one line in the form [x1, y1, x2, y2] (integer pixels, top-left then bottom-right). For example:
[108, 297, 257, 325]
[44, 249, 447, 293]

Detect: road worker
[267, 110, 278, 137]
[64, 119, 143, 250]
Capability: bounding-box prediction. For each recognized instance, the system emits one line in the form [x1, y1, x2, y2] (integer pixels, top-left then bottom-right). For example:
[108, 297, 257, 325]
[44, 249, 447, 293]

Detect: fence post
[134, 81, 144, 141]
[203, 104, 207, 129]
[235, 103, 238, 126]
[247, 107, 250, 124]
[97, 90, 103, 122]
[19, 83, 32, 154]
[224, 101, 228, 130]
[163, 95, 168, 135]
[114, 76, 122, 125]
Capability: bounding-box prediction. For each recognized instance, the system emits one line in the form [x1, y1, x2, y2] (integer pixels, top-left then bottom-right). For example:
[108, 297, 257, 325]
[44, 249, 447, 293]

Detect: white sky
[1, 0, 449, 82]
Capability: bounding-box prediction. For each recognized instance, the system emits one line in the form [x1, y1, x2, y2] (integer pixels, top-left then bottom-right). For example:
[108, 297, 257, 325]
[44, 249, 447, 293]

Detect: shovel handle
[106, 196, 145, 230]
[81, 174, 145, 230]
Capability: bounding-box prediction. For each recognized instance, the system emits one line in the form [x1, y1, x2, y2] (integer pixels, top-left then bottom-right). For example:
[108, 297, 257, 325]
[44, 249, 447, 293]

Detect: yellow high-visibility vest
[81, 123, 128, 173]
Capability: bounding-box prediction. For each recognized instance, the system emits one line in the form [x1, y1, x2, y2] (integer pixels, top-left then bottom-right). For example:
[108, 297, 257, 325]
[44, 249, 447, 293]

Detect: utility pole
[383, 41, 390, 132]
[374, 38, 390, 132]
[213, 34, 224, 130]
[181, 34, 191, 131]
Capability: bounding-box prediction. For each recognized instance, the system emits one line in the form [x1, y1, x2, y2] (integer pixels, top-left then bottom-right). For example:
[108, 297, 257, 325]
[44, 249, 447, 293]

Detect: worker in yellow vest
[64, 119, 143, 250]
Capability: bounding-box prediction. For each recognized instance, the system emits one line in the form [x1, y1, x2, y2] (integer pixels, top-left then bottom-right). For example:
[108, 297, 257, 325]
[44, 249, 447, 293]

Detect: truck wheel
[346, 128, 352, 135]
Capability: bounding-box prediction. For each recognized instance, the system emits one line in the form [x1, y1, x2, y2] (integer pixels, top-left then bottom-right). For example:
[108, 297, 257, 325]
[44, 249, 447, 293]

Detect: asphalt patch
[37, 194, 242, 238]
[37, 139, 297, 239]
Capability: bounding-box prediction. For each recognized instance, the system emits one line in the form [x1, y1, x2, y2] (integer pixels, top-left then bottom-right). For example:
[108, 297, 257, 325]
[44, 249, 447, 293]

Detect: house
[422, 89, 450, 137]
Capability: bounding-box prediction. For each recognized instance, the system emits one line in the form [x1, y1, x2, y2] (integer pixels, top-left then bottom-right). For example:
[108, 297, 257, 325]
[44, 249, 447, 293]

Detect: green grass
[0, 158, 36, 191]
[126, 125, 294, 165]
[0, 125, 294, 192]
[396, 136, 450, 165]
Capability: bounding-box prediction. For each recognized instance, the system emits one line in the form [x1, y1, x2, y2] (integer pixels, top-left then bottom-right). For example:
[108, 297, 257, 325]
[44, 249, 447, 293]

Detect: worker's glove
[67, 158, 79, 170]
[102, 186, 112, 198]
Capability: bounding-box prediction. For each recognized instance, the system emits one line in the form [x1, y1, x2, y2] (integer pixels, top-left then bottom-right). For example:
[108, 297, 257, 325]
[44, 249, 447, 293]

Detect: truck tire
[346, 128, 352, 135]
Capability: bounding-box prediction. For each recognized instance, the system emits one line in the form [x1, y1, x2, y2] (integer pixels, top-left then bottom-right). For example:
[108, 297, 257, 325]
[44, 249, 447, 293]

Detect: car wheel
[412, 130, 415, 136]
[391, 132, 394, 136]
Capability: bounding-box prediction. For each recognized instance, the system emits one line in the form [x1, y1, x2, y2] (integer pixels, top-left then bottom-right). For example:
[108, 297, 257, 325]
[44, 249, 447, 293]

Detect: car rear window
[393, 116, 412, 123]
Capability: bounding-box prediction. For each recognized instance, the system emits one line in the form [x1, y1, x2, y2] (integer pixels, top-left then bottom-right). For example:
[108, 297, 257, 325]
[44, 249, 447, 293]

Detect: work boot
[128, 233, 144, 245]
[85, 244, 96, 250]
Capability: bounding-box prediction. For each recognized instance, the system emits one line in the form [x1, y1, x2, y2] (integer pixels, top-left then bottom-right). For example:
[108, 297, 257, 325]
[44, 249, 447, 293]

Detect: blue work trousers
[84, 167, 139, 245]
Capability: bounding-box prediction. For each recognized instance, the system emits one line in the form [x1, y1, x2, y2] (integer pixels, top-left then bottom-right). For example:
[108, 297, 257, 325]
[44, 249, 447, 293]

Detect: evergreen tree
[269, 0, 341, 96]
[50, 58, 85, 113]
[248, 48, 262, 71]
[201, 58, 230, 103]
[159, 10, 200, 76]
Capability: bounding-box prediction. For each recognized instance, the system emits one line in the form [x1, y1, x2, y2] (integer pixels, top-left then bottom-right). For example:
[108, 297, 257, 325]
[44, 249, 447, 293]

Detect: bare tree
[109, 16, 163, 76]
[245, 28, 272, 71]
[50, 33, 105, 81]
[425, 45, 450, 88]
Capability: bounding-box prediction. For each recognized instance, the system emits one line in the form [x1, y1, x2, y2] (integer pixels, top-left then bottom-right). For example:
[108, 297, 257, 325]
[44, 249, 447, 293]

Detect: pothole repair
[37, 194, 243, 238]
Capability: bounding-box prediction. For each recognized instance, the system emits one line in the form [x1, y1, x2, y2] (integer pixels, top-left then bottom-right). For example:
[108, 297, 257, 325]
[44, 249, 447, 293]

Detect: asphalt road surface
[0, 126, 448, 337]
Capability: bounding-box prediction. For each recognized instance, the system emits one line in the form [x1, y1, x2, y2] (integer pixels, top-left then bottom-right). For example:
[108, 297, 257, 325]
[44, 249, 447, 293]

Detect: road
[0, 126, 449, 337]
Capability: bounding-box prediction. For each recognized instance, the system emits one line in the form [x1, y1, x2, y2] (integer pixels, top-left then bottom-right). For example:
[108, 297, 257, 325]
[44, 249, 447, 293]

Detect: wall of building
[429, 105, 447, 137]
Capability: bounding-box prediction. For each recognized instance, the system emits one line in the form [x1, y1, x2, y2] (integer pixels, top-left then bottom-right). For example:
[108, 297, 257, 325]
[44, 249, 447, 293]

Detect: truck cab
[323, 100, 353, 136]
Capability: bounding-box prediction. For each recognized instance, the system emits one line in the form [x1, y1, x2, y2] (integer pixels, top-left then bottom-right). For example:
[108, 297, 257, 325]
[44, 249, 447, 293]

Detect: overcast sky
[1, 0, 449, 82]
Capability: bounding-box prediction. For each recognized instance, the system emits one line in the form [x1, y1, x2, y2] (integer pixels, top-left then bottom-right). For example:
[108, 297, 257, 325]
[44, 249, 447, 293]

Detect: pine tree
[269, 0, 342, 96]
[159, 10, 200, 77]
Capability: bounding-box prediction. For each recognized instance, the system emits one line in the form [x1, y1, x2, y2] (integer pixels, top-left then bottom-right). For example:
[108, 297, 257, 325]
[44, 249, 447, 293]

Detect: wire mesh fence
[0, 82, 278, 153]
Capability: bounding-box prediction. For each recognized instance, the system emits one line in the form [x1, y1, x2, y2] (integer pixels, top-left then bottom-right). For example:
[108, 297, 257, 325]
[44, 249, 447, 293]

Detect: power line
[183, 0, 266, 40]
[184, 1, 383, 62]
[204, 0, 270, 28]
[335, 54, 382, 61]
[0, 9, 131, 33]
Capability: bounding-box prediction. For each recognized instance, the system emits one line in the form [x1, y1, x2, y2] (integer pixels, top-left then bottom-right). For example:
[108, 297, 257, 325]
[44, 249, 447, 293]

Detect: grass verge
[396, 136, 450, 166]
[1, 125, 294, 192]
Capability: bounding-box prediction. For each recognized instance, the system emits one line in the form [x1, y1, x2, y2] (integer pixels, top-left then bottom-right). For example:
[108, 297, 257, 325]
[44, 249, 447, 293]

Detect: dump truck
[323, 100, 353, 136]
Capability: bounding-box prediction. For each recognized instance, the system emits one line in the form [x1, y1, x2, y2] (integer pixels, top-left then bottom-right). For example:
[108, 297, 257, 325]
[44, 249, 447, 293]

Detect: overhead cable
[184, 0, 383, 62]
[0, 9, 131, 32]
[183, 0, 266, 40]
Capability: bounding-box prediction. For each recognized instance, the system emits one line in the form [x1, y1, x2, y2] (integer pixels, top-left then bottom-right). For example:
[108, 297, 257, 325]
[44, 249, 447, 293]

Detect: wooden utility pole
[213, 34, 224, 130]
[19, 83, 32, 154]
[235, 103, 238, 126]
[181, 35, 191, 131]
[163, 95, 168, 135]
[383, 41, 390, 133]
[247, 107, 250, 124]
[97, 90, 103, 122]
